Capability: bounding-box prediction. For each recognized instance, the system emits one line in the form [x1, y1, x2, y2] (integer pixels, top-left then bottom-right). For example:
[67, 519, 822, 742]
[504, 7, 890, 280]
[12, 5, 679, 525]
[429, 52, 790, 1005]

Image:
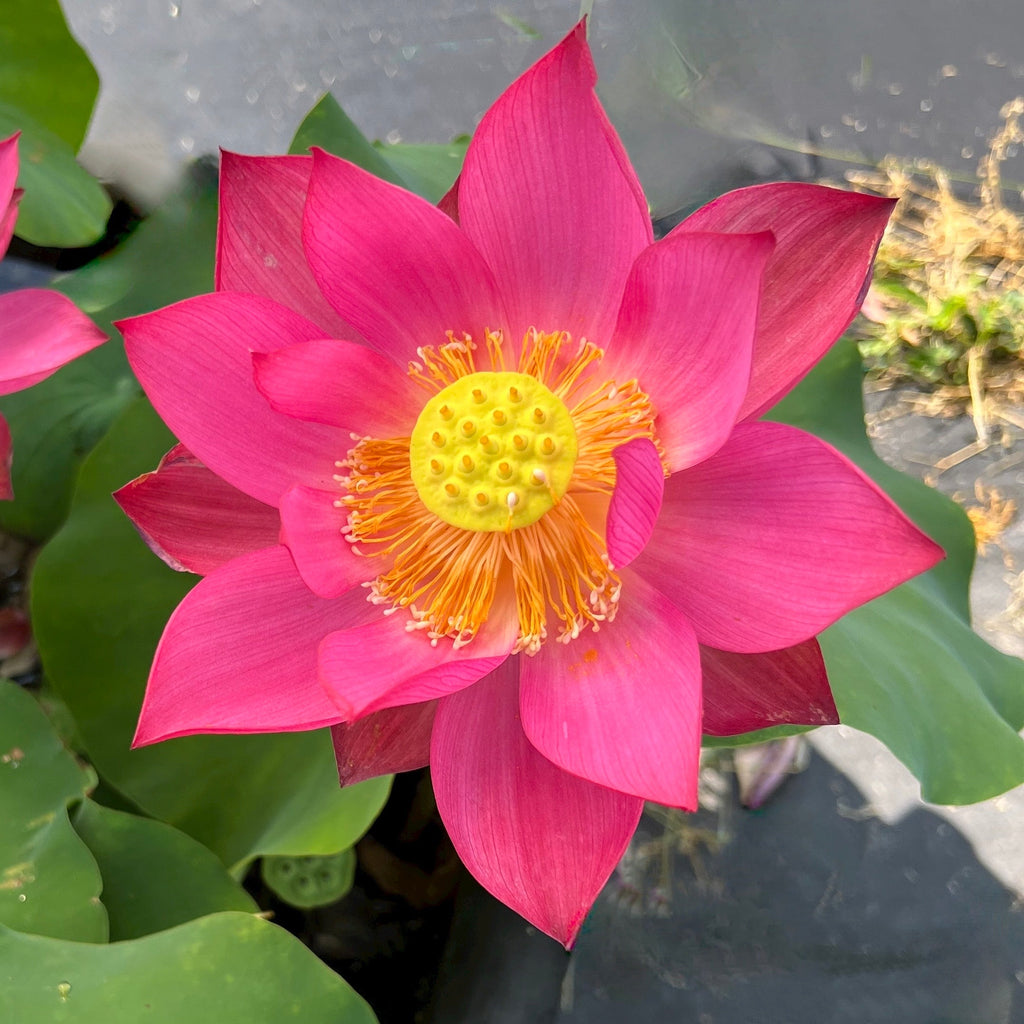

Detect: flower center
[408, 371, 578, 533]
[339, 329, 663, 653]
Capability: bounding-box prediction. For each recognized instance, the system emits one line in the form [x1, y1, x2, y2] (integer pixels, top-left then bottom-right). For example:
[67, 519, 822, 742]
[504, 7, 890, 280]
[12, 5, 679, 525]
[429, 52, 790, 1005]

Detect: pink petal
[252, 338, 420, 435]
[278, 484, 375, 598]
[677, 183, 894, 419]
[457, 21, 653, 345]
[331, 701, 437, 786]
[134, 546, 380, 745]
[432, 660, 643, 947]
[519, 568, 701, 808]
[606, 438, 665, 568]
[114, 445, 280, 575]
[606, 231, 774, 469]
[634, 421, 944, 652]
[302, 149, 505, 360]
[120, 292, 351, 506]
[700, 639, 837, 736]
[318, 608, 517, 720]
[0, 289, 106, 392]
[0, 415, 11, 500]
[216, 152, 355, 338]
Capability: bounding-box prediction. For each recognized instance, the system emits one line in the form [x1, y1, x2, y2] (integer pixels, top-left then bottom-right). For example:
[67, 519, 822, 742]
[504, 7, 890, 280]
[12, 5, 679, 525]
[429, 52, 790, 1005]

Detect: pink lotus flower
[116, 24, 941, 945]
[0, 133, 106, 496]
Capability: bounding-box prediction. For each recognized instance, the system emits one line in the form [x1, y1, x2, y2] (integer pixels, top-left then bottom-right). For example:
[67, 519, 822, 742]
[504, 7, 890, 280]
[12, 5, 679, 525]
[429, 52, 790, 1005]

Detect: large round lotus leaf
[0, 105, 111, 249]
[0, 913, 379, 1023]
[0, 0, 97, 151]
[0, 682, 105, 942]
[72, 800, 257, 941]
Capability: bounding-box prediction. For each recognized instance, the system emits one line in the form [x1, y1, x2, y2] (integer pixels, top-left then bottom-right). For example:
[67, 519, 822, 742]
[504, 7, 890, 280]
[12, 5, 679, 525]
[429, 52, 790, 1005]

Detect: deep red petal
[114, 445, 280, 575]
[0, 415, 11, 500]
[331, 701, 437, 786]
[437, 175, 460, 223]
[700, 639, 838, 736]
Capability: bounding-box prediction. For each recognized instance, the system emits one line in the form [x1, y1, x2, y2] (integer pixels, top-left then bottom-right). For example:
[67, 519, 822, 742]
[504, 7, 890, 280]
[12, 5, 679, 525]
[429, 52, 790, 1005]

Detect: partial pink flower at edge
[116, 21, 942, 946]
[0, 133, 107, 497]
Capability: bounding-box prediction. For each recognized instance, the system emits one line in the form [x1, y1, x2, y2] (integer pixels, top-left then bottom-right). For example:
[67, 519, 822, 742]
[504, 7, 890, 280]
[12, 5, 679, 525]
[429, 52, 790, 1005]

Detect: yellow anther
[432, 431, 446, 448]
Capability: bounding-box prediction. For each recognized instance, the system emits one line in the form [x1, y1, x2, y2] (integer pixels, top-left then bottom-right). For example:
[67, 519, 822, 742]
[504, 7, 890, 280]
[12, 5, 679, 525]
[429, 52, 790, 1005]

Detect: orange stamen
[340, 328, 664, 650]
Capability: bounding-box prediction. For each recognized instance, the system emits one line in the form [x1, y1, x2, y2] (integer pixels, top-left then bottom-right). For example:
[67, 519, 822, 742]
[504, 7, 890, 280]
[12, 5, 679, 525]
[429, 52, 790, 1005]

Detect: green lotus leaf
[0, 913, 379, 1023]
[290, 91, 467, 202]
[72, 801, 257, 941]
[0, 0, 98, 151]
[0, 104, 111, 249]
[0, 682, 105, 942]
[261, 850, 357, 910]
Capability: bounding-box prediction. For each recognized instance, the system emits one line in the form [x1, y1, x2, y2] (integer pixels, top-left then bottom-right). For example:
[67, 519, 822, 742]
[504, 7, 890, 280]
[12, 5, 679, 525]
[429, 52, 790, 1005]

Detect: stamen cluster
[336, 329, 662, 653]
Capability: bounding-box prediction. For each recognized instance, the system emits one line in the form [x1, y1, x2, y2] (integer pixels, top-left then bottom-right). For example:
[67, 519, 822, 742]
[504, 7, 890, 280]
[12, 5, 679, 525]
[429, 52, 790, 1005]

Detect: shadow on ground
[559, 753, 1024, 1023]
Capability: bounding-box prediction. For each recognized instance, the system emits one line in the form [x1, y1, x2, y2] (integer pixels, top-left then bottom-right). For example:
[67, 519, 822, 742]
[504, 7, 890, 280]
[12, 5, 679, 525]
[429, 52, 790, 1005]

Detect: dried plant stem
[967, 344, 991, 444]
